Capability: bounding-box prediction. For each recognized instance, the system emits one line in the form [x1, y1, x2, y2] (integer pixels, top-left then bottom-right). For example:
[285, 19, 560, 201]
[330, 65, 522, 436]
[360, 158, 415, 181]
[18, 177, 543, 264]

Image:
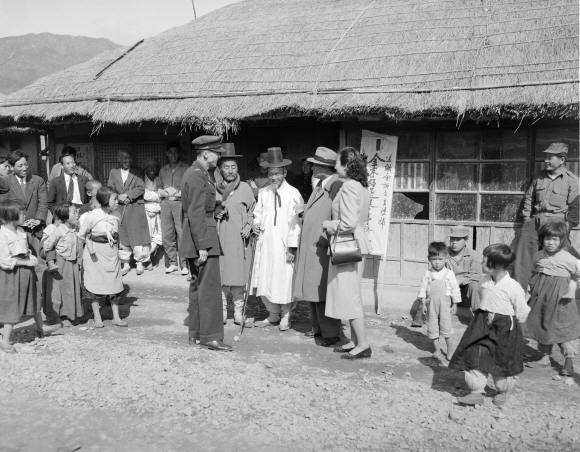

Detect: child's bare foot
[47, 261, 59, 272]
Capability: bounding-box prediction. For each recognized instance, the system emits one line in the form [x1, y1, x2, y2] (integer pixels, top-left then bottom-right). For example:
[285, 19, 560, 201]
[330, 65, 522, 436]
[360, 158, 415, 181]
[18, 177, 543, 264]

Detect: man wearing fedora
[515, 142, 579, 290]
[214, 145, 256, 325]
[294, 147, 344, 346]
[181, 135, 232, 351]
[251, 147, 303, 331]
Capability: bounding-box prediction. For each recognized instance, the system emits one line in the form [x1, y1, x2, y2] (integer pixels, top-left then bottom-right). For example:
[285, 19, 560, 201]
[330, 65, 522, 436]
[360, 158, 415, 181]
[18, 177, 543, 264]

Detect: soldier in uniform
[181, 135, 232, 351]
[515, 142, 580, 291]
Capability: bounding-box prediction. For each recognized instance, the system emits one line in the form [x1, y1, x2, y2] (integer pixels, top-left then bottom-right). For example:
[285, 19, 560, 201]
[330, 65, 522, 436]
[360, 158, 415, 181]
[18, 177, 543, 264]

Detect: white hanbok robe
[251, 180, 303, 305]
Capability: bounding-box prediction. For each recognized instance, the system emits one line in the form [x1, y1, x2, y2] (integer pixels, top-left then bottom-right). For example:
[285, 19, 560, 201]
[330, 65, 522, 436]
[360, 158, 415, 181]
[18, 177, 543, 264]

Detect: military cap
[192, 135, 225, 153]
[543, 142, 568, 155]
[449, 225, 470, 238]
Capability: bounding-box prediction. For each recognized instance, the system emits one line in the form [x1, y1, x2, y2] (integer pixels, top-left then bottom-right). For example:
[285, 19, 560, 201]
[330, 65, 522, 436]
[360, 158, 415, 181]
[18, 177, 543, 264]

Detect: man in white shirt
[47, 155, 89, 212]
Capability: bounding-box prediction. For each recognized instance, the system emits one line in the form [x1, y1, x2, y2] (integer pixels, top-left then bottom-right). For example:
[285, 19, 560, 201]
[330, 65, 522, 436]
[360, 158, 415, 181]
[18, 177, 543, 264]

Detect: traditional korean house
[0, 0, 577, 311]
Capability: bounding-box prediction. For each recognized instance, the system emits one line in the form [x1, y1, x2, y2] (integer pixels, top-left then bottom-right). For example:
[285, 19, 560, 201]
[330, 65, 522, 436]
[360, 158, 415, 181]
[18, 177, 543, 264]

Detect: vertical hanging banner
[360, 130, 398, 257]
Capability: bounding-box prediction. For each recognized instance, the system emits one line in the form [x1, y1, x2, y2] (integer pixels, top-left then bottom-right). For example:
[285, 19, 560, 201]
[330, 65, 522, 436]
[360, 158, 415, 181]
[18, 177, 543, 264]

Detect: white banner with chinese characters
[360, 130, 398, 257]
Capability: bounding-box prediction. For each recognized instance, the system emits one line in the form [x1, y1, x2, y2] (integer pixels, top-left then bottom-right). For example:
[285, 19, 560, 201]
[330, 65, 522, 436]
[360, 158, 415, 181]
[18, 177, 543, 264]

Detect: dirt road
[1, 277, 579, 452]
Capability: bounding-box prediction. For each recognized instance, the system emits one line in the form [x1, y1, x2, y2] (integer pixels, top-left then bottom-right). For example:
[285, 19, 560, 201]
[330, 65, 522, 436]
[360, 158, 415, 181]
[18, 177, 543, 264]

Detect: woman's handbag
[329, 229, 362, 266]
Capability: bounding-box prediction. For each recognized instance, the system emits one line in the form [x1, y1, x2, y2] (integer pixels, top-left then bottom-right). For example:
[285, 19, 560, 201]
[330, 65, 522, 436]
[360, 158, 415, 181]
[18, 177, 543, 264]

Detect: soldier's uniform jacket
[522, 167, 579, 227]
[180, 160, 222, 259]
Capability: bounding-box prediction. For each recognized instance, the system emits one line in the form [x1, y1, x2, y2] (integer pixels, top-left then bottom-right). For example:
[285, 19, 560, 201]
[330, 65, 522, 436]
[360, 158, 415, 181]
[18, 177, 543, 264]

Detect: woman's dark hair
[7, 149, 28, 166]
[339, 147, 369, 188]
[0, 199, 24, 223]
[483, 244, 515, 270]
[428, 241, 448, 258]
[538, 221, 569, 250]
[53, 202, 72, 222]
[96, 186, 118, 208]
[167, 141, 182, 152]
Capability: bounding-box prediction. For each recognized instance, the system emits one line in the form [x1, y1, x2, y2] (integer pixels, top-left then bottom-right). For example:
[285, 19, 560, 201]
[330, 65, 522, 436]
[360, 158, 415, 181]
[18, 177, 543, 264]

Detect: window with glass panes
[534, 126, 579, 178]
[434, 129, 528, 223]
[392, 131, 431, 220]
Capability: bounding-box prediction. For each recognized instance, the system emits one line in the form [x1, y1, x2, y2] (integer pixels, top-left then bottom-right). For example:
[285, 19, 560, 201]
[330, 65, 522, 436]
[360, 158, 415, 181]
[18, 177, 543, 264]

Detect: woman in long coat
[322, 147, 372, 360]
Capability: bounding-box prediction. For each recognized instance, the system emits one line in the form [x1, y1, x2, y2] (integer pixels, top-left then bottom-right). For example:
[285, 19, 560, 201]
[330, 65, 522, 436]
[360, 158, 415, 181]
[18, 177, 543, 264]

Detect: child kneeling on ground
[450, 244, 530, 406]
[417, 241, 461, 360]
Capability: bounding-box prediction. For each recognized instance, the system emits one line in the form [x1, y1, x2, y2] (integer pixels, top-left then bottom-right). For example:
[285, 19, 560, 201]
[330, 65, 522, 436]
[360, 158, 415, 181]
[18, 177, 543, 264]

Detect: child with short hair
[78, 180, 102, 217]
[417, 241, 461, 360]
[43, 202, 83, 326]
[40, 216, 62, 273]
[78, 187, 126, 328]
[450, 244, 529, 406]
[526, 221, 580, 377]
[0, 200, 60, 353]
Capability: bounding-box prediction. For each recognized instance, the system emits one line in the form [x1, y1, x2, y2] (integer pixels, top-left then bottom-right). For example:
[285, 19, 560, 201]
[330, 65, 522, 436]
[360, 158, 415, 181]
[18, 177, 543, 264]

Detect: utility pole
[190, 0, 197, 19]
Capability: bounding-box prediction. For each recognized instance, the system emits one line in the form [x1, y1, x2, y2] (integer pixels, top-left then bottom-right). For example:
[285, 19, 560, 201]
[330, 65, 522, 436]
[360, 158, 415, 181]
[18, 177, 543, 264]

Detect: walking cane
[120, 204, 126, 224]
[238, 234, 257, 337]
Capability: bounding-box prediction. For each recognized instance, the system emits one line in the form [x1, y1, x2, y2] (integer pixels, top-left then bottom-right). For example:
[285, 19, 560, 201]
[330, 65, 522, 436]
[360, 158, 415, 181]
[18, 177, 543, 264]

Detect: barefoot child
[451, 244, 530, 406]
[78, 187, 127, 328]
[43, 202, 83, 326]
[526, 221, 580, 377]
[0, 200, 61, 353]
[417, 242, 461, 360]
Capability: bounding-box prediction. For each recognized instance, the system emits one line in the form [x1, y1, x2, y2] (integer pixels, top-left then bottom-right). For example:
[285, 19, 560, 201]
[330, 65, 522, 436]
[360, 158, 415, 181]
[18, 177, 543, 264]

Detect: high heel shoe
[341, 347, 372, 360]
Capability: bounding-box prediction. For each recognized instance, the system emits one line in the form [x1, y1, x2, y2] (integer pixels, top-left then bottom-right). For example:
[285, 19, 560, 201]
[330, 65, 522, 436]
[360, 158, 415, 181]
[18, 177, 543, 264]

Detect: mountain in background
[0, 33, 121, 95]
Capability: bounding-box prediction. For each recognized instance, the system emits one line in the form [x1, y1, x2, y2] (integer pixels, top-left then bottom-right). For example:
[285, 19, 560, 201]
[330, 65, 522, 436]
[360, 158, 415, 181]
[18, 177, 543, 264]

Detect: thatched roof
[0, 0, 578, 132]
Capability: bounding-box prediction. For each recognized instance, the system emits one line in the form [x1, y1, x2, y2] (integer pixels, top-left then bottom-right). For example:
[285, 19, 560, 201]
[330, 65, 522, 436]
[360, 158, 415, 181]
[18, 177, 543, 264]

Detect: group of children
[418, 221, 580, 406]
[0, 181, 128, 353]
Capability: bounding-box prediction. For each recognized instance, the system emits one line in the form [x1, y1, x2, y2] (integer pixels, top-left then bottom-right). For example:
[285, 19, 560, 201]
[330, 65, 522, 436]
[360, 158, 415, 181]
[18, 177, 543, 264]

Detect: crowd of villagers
[0, 138, 578, 409]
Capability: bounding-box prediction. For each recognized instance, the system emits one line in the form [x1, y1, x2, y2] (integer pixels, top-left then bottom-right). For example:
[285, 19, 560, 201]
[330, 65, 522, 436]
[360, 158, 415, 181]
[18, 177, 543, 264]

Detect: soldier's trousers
[188, 256, 224, 342]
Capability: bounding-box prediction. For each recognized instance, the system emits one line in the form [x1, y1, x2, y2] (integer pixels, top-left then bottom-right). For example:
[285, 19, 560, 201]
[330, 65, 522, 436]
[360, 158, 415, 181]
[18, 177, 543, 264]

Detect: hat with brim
[306, 147, 337, 167]
[218, 143, 243, 159]
[192, 135, 225, 153]
[449, 225, 470, 238]
[543, 142, 569, 155]
[259, 147, 292, 168]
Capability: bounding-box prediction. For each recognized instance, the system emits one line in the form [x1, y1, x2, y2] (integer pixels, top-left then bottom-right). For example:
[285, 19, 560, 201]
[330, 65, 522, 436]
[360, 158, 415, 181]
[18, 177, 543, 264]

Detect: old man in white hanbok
[251, 147, 303, 331]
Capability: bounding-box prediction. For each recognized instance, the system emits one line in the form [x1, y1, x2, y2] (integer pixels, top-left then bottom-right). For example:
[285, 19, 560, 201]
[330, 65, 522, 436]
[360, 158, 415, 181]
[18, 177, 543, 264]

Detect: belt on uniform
[535, 212, 565, 218]
[167, 197, 181, 201]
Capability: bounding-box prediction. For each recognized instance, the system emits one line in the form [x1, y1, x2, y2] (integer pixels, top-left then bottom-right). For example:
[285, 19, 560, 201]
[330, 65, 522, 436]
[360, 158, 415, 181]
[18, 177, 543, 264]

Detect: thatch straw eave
[0, 0, 577, 131]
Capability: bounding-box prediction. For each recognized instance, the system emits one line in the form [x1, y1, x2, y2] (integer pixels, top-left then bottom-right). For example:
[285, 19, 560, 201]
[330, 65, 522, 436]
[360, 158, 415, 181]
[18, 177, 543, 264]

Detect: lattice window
[99, 143, 131, 185]
[134, 142, 167, 169]
[434, 129, 528, 223]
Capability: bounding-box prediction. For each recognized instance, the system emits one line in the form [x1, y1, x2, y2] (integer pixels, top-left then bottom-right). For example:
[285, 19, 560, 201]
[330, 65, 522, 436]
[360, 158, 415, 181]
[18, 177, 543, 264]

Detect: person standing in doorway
[515, 142, 579, 291]
[446, 226, 482, 311]
[107, 150, 151, 276]
[181, 135, 232, 351]
[293, 158, 314, 202]
[157, 141, 189, 275]
[294, 147, 343, 346]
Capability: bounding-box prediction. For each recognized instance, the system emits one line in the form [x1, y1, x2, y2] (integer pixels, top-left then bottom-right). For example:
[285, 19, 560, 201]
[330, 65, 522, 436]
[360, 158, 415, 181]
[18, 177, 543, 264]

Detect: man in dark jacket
[181, 135, 232, 352]
[47, 154, 89, 212]
[293, 158, 314, 202]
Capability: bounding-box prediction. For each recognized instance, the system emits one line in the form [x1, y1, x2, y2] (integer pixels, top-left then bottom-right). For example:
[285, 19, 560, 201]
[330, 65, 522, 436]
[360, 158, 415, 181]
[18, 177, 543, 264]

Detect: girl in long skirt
[450, 244, 530, 406]
[526, 221, 580, 376]
[78, 187, 126, 328]
[43, 202, 83, 325]
[0, 200, 60, 353]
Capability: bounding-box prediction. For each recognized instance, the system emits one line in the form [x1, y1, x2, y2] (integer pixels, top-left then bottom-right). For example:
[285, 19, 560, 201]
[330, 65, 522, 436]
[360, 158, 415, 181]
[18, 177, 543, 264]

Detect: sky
[0, 0, 242, 45]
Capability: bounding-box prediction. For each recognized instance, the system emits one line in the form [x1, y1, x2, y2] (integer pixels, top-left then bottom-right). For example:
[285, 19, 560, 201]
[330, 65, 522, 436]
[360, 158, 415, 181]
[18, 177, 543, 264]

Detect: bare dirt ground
[1, 271, 579, 452]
